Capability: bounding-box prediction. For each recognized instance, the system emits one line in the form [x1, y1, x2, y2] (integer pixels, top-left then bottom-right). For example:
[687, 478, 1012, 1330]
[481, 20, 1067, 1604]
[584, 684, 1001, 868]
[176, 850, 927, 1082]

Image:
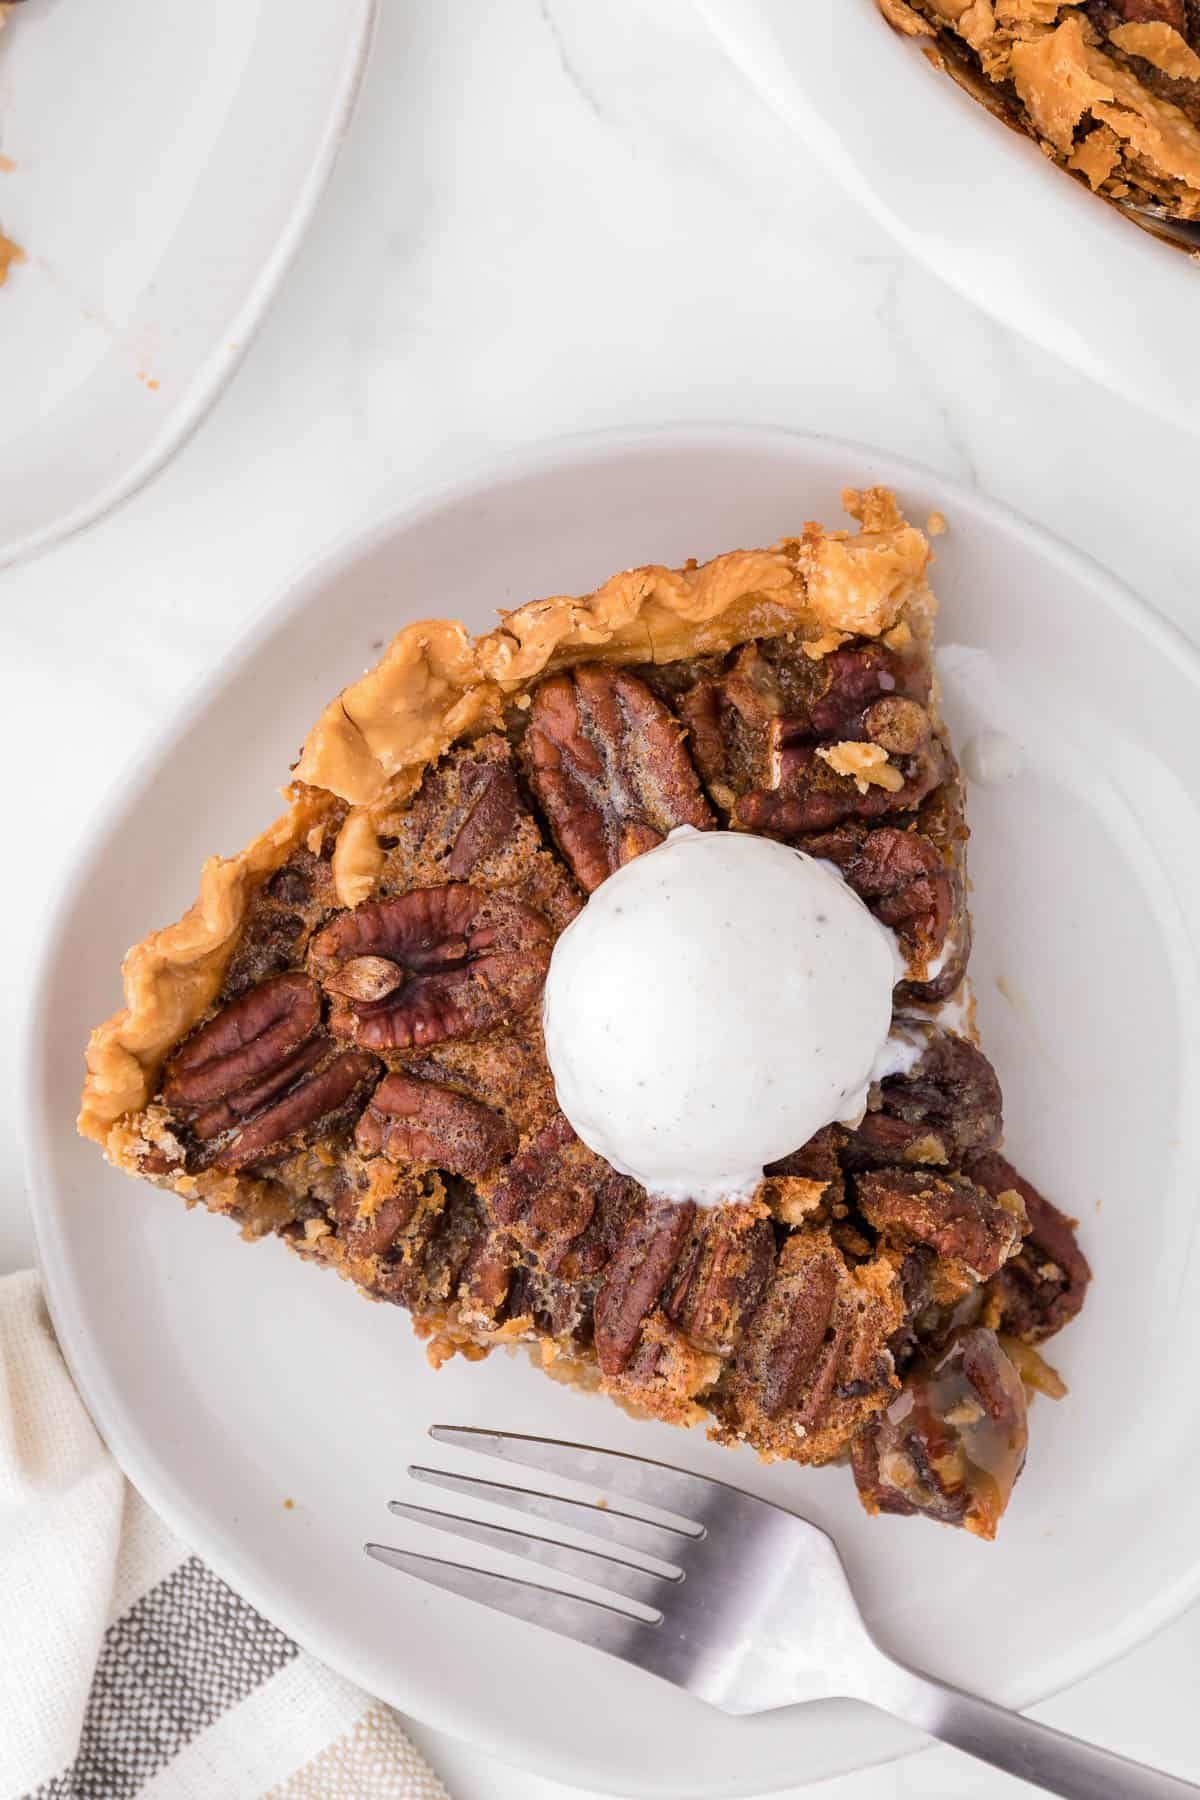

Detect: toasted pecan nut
[356, 1073, 517, 1176]
[845, 1033, 1002, 1171]
[675, 644, 791, 806]
[733, 1233, 840, 1420]
[443, 749, 522, 878]
[863, 696, 932, 756]
[736, 734, 945, 837]
[677, 679, 727, 788]
[765, 1123, 844, 1184]
[808, 821, 954, 969]
[526, 666, 714, 892]
[164, 971, 321, 1109]
[721, 1228, 904, 1457]
[218, 1049, 379, 1170]
[593, 1196, 696, 1377]
[1103, 0, 1186, 25]
[967, 1150, 1092, 1344]
[310, 885, 553, 1049]
[489, 1113, 641, 1278]
[189, 1036, 329, 1141]
[324, 956, 406, 1003]
[857, 1167, 1023, 1282]
[457, 1229, 515, 1327]
[329, 1163, 439, 1261]
[664, 1204, 775, 1356]
[394, 738, 524, 881]
[851, 1327, 1028, 1538]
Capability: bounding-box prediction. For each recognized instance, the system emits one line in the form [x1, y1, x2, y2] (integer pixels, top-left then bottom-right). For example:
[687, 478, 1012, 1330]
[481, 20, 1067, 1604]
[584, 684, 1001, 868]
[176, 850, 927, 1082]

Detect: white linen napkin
[0, 1269, 450, 1800]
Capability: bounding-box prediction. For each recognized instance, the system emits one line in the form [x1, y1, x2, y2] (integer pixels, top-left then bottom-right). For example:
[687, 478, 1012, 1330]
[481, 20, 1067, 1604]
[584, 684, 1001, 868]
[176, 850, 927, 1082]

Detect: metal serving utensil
[366, 1426, 1198, 1800]
[1117, 200, 1200, 249]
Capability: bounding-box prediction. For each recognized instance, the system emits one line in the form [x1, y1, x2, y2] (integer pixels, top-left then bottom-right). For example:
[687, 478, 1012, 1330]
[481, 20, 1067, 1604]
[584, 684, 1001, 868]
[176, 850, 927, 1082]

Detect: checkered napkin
[0, 1271, 450, 1800]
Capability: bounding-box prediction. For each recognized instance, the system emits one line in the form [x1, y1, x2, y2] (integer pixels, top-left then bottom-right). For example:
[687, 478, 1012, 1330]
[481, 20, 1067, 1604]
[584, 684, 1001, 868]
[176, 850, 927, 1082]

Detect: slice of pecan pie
[79, 489, 1089, 1538]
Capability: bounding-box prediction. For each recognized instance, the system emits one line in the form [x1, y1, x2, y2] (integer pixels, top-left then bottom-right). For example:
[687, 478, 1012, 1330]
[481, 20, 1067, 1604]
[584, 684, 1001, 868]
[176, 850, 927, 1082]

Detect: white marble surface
[4, 1, 1197, 1795]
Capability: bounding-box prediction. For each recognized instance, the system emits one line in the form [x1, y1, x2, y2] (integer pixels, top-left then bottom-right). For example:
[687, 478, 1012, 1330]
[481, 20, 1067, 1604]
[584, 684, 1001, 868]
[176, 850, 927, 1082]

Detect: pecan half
[330, 1164, 440, 1261]
[188, 1037, 329, 1141]
[968, 1151, 1092, 1343]
[664, 1204, 775, 1356]
[218, 1049, 379, 1170]
[310, 885, 553, 1049]
[851, 1328, 1028, 1538]
[807, 644, 930, 741]
[457, 1228, 515, 1329]
[732, 1233, 841, 1420]
[164, 972, 321, 1109]
[525, 666, 713, 891]
[593, 1196, 696, 1377]
[725, 1229, 902, 1446]
[355, 1073, 517, 1176]
[845, 1032, 1002, 1170]
[394, 737, 524, 880]
[1099, 0, 1186, 26]
[489, 1114, 641, 1278]
[857, 1168, 1024, 1282]
[803, 822, 953, 969]
[505, 1259, 595, 1343]
[901, 774, 971, 1002]
[677, 645, 789, 803]
[863, 696, 931, 756]
[736, 733, 945, 837]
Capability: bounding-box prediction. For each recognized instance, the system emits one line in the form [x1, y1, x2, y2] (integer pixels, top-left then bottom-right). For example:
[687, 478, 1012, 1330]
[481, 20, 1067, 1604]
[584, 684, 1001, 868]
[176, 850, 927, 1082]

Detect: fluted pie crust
[79, 488, 931, 1142]
[79, 488, 1089, 1537]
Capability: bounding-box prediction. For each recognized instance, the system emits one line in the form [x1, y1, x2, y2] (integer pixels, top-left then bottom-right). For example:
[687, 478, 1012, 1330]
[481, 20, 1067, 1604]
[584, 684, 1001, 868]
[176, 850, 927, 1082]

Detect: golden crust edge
[294, 489, 935, 807]
[78, 489, 934, 1145]
[78, 788, 335, 1148]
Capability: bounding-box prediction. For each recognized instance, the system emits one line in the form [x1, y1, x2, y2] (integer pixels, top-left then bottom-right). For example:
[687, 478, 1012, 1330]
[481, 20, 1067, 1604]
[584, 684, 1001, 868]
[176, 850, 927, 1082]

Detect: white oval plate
[23, 427, 1200, 1797]
[0, 0, 375, 568]
[695, 0, 1200, 437]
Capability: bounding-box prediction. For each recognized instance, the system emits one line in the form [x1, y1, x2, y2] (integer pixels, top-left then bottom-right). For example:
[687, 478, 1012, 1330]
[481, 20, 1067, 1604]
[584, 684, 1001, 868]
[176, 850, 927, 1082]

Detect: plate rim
[0, 0, 378, 571]
[22, 422, 1200, 1796]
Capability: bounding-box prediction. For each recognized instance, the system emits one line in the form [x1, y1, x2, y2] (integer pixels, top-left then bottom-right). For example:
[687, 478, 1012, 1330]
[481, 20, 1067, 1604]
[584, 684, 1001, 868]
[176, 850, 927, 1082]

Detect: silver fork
[1117, 201, 1200, 250]
[366, 1427, 1199, 1799]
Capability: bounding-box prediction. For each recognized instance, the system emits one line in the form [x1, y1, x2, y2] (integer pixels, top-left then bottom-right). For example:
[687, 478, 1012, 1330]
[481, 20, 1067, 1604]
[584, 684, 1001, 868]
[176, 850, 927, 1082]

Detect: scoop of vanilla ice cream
[542, 827, 905, 1207]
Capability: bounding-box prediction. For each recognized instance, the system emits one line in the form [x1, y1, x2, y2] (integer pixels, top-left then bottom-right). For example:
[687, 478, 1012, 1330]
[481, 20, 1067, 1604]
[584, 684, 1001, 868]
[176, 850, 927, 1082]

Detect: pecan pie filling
[79, 489, 1090, 1538]
[879, 0, 1200, 223]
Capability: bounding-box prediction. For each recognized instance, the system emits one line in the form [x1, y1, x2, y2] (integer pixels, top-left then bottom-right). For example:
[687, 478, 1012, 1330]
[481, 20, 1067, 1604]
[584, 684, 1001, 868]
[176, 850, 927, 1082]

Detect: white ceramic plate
[0, 0, 374, 568]
[23, 427, 1200, 1797]
[695, 0, 1200, 437]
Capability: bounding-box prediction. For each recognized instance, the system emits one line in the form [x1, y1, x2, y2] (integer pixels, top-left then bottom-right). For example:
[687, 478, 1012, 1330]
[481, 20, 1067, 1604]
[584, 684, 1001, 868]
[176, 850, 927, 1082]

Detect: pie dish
[79, 485, 1089, 1539]
[879, 0, 1200, 222]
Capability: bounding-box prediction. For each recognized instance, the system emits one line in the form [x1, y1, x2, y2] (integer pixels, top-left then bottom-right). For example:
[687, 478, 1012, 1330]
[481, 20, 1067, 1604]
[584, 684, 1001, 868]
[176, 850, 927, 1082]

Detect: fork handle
[857, 1652, 1200, 1798]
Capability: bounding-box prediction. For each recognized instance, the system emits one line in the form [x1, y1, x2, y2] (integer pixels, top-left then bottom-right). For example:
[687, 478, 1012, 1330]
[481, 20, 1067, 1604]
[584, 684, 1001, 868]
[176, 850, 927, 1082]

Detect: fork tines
[364, 1427, 714, 1645]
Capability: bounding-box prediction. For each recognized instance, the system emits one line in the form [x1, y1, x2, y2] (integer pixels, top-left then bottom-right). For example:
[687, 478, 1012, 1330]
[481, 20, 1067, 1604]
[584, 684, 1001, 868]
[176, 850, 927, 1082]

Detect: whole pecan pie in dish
[79, 489, 1089, 1539]
[879, 0, 1200, 224]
